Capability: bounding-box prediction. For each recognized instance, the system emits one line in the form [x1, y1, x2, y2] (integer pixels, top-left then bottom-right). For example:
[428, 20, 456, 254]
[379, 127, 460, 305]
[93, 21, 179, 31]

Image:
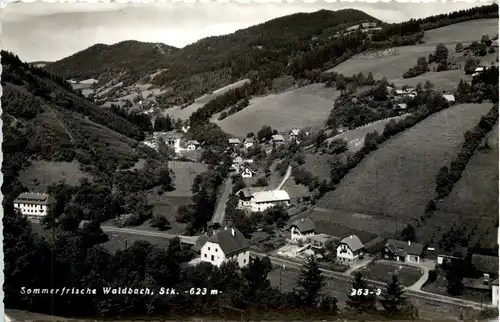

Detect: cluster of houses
[387, 86, 456, 114]
[141, 130, 201, 154]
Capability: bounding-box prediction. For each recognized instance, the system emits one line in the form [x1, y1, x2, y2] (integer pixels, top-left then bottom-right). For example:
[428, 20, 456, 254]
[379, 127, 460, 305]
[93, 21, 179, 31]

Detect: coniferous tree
[346, 272, 377, 313]
[379, 274, 407, 315]
[297, 255, 325, 307]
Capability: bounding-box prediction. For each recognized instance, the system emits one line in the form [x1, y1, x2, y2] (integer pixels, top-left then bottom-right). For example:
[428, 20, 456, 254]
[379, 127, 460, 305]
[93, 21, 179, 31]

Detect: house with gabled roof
[244, 138, 255, 149]
[186, 140, 200, 151]
[337, 235, 364, 264]
[241, 166, 257, 178]
[200, 227, 249, 268]
[383, 239, 424, 263]
[228, 138, 241, 146]
[14, 192, 55, 221]
[287, 218, 316, 242]
[271, 134, 285, 145]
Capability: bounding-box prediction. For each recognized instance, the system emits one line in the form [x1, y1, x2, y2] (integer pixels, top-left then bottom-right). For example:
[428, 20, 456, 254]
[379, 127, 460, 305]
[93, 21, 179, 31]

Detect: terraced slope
[317, 103, 493, 220]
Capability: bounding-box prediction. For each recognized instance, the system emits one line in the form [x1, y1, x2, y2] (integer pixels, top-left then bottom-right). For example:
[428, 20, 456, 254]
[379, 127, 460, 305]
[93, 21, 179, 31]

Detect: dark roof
[386, 239, 424, 256]
[492, 278, 499, 286]
[14, 193, 55, 205]
[192, 234, 209, 252]
[339, 235, 364, 252]
[288, 218, 315, 233]
[471, 254, 499, 274]
[207, 228, 248, 256]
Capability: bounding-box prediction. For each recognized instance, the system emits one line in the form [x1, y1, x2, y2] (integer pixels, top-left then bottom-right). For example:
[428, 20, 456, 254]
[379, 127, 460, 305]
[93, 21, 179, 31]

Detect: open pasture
[19, 160, 92, 190]
[317, 103, 493, 220]
[165, 161, 208, 197]
[422, 19, 499, 45]
[217, 83, 340, 137]
[390, 70, 471, 93]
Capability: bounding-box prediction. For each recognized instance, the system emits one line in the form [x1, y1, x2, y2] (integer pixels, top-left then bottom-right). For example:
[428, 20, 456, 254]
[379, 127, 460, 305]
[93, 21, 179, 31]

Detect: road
[101, 225, 198, 245]
[276, 165, 292, 190]
[211, 178, 233, 226]
[251, 251, 493, 311]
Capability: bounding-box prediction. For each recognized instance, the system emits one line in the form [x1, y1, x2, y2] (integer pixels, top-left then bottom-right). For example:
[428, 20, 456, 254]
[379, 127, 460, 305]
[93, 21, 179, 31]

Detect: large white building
[238, 189, 290, 212]
[200, 228, 250, 268]
[337, 235, 365, 265]
[14, 192, 55, 220]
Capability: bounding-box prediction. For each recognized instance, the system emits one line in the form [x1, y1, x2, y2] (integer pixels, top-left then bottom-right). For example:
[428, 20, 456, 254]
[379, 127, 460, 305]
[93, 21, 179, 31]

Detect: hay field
[317, 103, 493, 220]
[165, 161, 208, 197]
[327, 19, 498, 81]
[19, 160, 92, 190]
[438, 123, 499, 219]
[217, 83, 340, 137]
[165, 79, 250, 120]
[390, 70, 472, 93]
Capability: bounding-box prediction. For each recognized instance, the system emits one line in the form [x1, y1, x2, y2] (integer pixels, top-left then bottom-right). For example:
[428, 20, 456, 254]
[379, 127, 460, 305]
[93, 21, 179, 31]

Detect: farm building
[236, 187, 268, 207]
[238, 189, 290, 212]
[383, 239, 424, 263]
[186, 140, 200, 151]
[271, 134, 285, 145]
[287, 218, 316, 242]
[289, 129, 301, 141]
[229, 138, 241, 146]
[14, 192, 55, 221]
[241, 166, 257, 178]
[200, 228, 249, 268]
[244, 138, 255, 148]
[337, 235, 365, 265]
[442, 94, 456, 103]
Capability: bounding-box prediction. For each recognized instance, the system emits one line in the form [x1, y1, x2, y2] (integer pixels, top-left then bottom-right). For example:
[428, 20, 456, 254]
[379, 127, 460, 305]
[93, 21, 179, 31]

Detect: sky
[1, 0, 494, 62]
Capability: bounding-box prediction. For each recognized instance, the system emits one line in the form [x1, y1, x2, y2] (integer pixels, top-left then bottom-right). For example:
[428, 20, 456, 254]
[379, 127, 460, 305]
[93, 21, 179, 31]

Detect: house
[337, 235, 365, 264]
[181, 125, 190, 133]
[308, 234, 337, 250]
[236, 187, 268, 207]
[186, 140, 200, 151]
[192, 234, 210, 253]
[241, 166, 257, 178]
[394, 89, 405, 96]
[271, 134, 285, 145]
[288, 218, 316, 242]
[442, 94, 455, 103]
[383, 239, 424, 263]
[228, 138, 241, 146]
[289, 129, 301, 141]
[471, 254, 499, 284]
[233, 156, 243, 165]
[242, 190, 290, 212]
[395, 103, 408, 113]
[244, 138, 254, 149]
[200, 227, 250, 268]
[493, 278, 499, 307]
[493, 40, 499, 48]
[14, 192, 55, 220]
[474, 67, 485, 73]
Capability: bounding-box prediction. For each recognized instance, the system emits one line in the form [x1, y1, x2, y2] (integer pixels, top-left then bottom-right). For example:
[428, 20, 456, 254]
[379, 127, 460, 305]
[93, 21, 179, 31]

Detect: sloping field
[390, 70, 472, 93]
[317, 103, 493, 220]
[438, 123, 499, 218]
[164, 161, 208, 197]
[327, 19, 498, 81]
[217, 83, 340, 137]
[165, 79, 250, 120]
[19, 160, 92, 190]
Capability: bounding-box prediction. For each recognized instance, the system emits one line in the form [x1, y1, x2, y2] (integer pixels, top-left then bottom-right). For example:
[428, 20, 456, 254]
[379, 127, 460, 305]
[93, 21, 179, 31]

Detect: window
[243, 259, 246, 264]
[208, 247, 210, 251]
[215, 248, 218, 252]
[204, 254, 207, 258]
[211, 255, 214, 261]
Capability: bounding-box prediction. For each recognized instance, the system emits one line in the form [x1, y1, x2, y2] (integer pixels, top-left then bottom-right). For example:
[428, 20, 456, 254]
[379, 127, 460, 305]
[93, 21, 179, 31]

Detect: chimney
[350, 235, 353, 239]
[231, 228, 235, 236]
[408, 240, 411, 246]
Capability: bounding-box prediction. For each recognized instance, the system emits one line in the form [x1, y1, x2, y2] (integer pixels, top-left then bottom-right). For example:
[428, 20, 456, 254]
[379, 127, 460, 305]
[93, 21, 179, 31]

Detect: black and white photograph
[1, 1, 499, 321]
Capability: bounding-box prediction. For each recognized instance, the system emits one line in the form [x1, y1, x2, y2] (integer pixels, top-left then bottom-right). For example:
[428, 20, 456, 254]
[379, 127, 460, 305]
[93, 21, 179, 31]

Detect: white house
[383, 239, 424, 263]
[442, 94, 455, 103]
[395, 103, 407, 111]
[394, 89, 405, 96]
[239, 189, 290, 212]
[289, 129, 300, 142]
[233, 156, 243, 165]
[200, 227, 250, 268]
[271, 134, 285, 145]
[14, 192, 55, 221]
[474, 67, 485, 73]
[244, 138, 255, 149]
[186, 140, 200, 151]
[288, 218, 316, 242]
[493, 278, 499, 307]
[337, 235, 365, 265]
[241, 166, 256, 178]
[229, 138, 241, 146]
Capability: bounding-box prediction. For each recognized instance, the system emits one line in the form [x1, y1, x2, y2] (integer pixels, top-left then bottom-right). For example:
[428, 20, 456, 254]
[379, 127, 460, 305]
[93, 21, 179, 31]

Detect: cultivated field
[438, 123, 499, 218]
[317, 103, 493, 220]
[165, 79, 250, 120]
[327, 19, 498, 81]
[353, 261, 423, 287]
[19, 160, 92, 190]
[165, 161, 208, 197]
[217, 83, 340, 137]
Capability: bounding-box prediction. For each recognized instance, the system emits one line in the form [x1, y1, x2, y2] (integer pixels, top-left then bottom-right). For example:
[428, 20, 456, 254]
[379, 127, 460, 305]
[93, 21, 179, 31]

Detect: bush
[150, 215, 170, 231]
[428, 270, 437, 283]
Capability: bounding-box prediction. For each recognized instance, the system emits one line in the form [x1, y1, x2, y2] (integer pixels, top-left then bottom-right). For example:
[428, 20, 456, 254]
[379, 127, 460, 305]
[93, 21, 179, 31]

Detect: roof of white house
[187, 140, 200, 145]
[397, 103, 408, 109]
[244, 138, 254, 143]
[229, 138, 241, 144]
[395, 89, 405, 94]
[475, 67, 484, 72]
[339, 235, 364, 252]
[251, 190, 290, 203]
[443, 94, 455, 102]
[206, 228, 248, 256]
[14, 192, 55, 205]
[290, 129, 300, 136]
[271, 134, 285, 142]
[288, 217, 315, 233]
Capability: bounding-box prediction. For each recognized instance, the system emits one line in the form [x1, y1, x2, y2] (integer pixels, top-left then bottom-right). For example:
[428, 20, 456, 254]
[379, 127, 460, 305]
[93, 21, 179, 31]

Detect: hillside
[45, 40, 178, 85]
[1, 51, 145, 199]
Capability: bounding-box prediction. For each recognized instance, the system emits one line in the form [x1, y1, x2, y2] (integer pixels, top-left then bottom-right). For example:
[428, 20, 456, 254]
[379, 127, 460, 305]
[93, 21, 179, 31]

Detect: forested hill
[1, 51, 147, 201]
[45, 40, 178, 85]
